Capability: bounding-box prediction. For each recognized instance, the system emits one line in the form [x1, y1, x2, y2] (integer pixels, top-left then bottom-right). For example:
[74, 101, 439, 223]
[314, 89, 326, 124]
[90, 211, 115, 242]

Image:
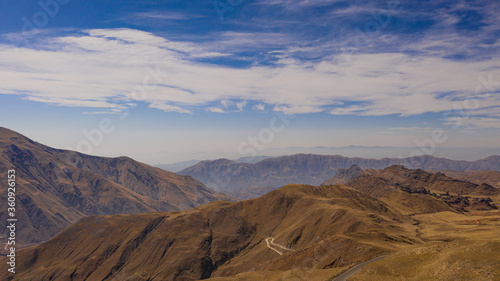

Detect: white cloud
[330, 105, 366, 115]
[149, 101, 192, 114]
[205, 31, 294, 54]
[1, 28, 500, 120]
[208, 107, 226, 113]
[235, 100, 247, 112]
[253, 103, 266, 111]
[220, 100, 232, 108]
[274, 104, 323, 114]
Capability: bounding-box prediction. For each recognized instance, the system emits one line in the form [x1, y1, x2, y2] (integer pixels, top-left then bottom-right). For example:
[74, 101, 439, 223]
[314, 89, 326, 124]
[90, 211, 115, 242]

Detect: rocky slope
[0, 127, 230, 244]
[323, 165, 499, 213]
[431, 170, 500, 189]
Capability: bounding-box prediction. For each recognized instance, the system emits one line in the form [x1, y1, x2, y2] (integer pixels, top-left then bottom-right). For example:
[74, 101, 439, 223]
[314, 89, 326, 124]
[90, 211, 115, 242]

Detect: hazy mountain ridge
[155, 156, 273, 173]
[155, 159, 201, 172]
[0, 127, 230, 244]
[180, 153, 500, 193]
[323, 164, 366, 185]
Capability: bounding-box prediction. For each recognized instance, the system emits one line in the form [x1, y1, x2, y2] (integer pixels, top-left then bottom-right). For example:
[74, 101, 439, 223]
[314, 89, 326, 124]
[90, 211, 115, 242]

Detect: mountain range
[3, 172, 499, 280]
[156, 156, 272, 173]
[179, 154, 500, 197]
[0, 127, 230, 244]
[1, 127, 499, 280]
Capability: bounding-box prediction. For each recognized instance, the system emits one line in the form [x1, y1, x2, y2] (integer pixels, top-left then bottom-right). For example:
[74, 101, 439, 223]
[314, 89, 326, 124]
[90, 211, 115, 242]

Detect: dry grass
[349, 210, 500, 281]
[350, 240, 500, 281]
[205, 267, 347, 281]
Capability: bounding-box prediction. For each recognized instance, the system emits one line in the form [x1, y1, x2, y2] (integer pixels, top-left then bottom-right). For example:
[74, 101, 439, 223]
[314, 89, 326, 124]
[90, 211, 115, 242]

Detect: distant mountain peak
[322, 164, 364, 185]
[201, 158, 236, 165]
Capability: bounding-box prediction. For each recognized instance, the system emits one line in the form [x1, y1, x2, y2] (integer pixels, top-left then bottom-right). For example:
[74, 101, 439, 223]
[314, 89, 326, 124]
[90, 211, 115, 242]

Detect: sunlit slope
[0, 127, 230, 244]
[0, 184, 420, 281]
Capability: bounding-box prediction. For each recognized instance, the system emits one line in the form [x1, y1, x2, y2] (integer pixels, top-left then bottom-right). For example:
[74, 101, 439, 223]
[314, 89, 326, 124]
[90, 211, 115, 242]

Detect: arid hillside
[2, 167, 499, 280]
[323, 165, 499, 213]
[430, 170, 500, 189]
[0, 184, 421, 281]
[0, 127, 230, 244]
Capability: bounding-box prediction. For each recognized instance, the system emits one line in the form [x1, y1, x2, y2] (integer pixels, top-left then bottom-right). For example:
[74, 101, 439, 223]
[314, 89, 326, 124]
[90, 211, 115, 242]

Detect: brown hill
[324, 165, 499, 197]
[350, 210, 500, 281]
[323, 165, 499, 214]
[0, 127, 230, 244]
[180, 154, 500, 193]
[430, 170, 500, 189]
[341, 176, 456, 215]
[375, 165, 498, 197]
[0, 184, 420, 281]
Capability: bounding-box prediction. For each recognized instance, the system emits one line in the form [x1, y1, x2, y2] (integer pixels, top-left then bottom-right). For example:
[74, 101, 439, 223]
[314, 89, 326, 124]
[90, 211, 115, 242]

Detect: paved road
[331, 255, 387, 281]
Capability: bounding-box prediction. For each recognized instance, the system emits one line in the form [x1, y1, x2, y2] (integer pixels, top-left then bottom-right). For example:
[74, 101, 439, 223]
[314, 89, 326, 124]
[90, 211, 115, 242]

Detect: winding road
[264, 236, 386, 280]
[331, 255, 387, 281]
[265, 237, 295, 255]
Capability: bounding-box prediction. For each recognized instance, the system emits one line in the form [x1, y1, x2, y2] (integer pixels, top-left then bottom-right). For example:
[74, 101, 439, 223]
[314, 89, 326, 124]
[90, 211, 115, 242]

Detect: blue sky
[1, 0, 499, 164]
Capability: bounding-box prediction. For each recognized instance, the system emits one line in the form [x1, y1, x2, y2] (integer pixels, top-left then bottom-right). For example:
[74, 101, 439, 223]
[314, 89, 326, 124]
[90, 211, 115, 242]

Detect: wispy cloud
[388, 127, 434, 132]
[444, 116, 500, 129]
[256, 0, 348, 9]
[235, 100, 247, 112]
[218, 100, 247, 112]
[253, 103, 266, 111]
[208, 107, 226, 113]
[83, 109, 123, 115]
[0, 28, 499, 122]
[134, 11, 203, 21]
[149, 101, 192, 114]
